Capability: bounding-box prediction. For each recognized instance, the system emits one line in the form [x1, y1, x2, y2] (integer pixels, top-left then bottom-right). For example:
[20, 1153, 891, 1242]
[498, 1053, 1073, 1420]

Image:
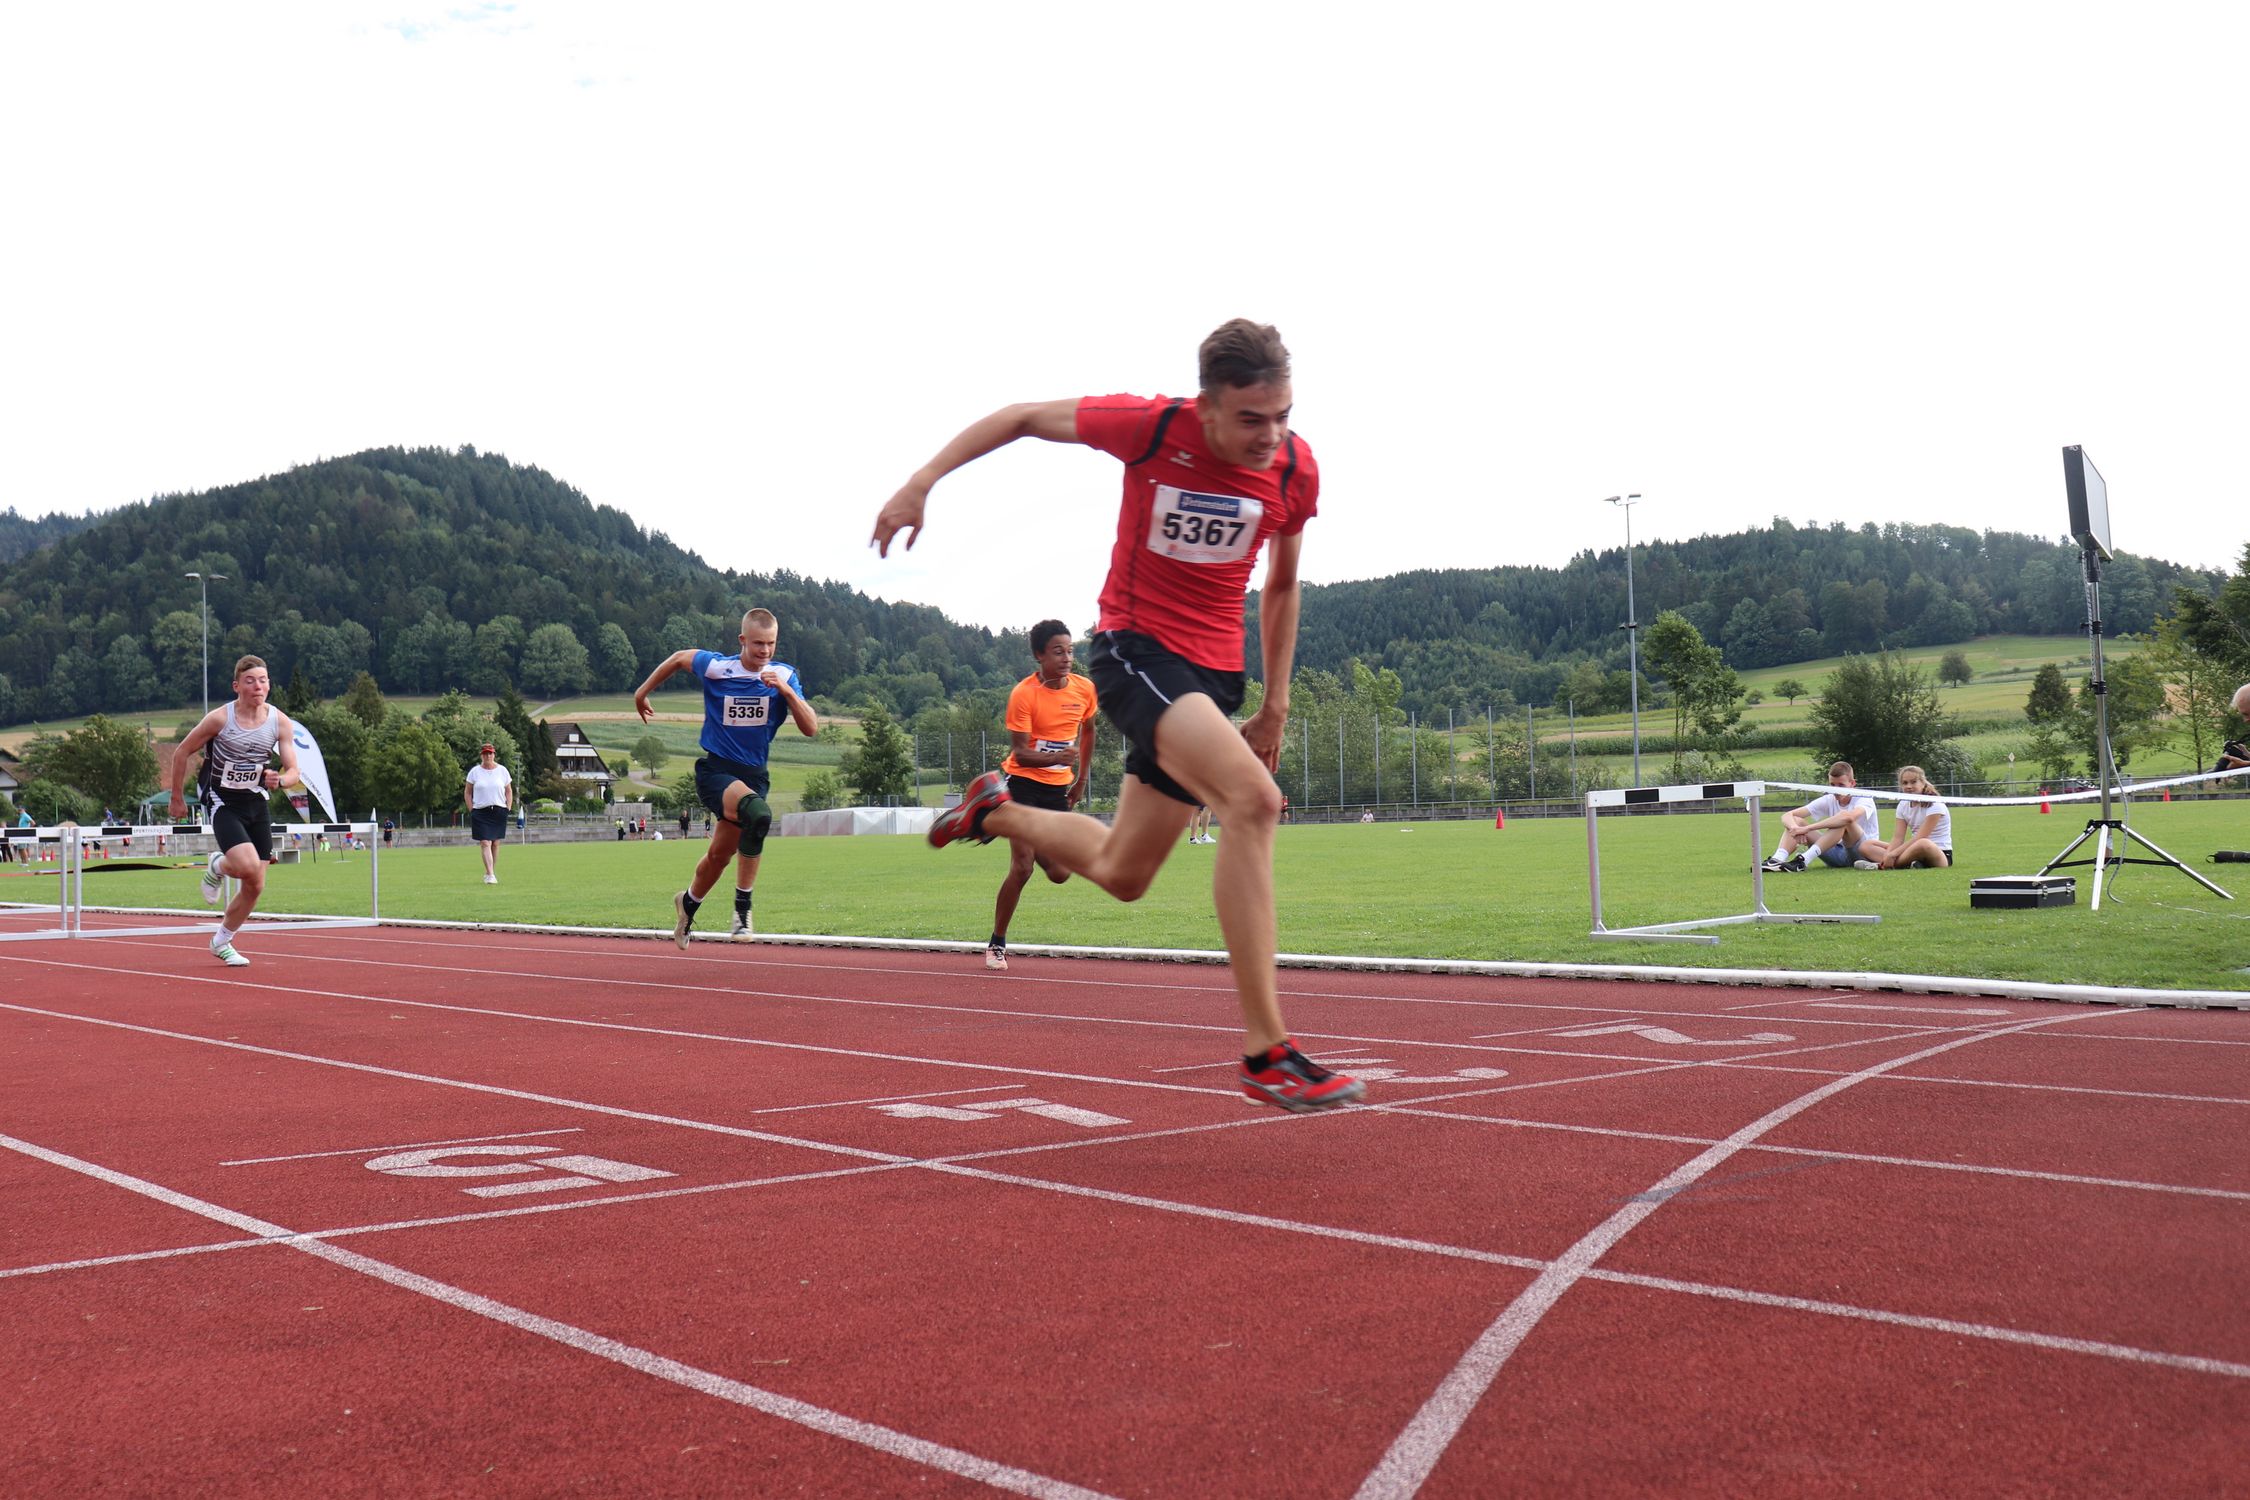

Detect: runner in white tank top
[167, 655, 301, 968]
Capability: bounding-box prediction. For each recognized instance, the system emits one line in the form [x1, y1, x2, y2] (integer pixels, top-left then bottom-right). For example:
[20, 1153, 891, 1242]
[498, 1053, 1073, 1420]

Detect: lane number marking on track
[1316, 1057, 1511, 1085]
[1547, 1022, 1795, 1046]
[867, 1097, 1128, 1128]
[364, 1143, 675, 1199]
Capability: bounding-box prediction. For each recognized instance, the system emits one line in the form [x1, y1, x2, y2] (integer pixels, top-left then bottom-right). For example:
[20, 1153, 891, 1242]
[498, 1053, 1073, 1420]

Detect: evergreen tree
[342, 671, 387, 729]
[280, 662, 321, 714]
[2025, 664, 2073, 724]
[839, 703, 916, 804]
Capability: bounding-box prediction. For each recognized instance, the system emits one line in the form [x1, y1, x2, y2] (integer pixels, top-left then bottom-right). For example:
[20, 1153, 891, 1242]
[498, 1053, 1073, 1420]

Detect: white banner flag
[290, 719, 339, 824]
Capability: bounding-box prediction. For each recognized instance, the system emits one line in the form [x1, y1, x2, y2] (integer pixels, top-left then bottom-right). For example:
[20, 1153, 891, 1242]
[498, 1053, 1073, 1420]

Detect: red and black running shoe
[1239, 1040, 1365, 1112]
[929, 769, 1011, 848]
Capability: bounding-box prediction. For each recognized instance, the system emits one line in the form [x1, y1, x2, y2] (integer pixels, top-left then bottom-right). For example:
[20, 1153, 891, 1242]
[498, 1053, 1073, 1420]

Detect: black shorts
[695, 755, 770, 819]
[1006, 775, 1073, 813]
[470, 806, 509, 842]
[211, 794, 273, 862]
[1087, 629, 1245, 807]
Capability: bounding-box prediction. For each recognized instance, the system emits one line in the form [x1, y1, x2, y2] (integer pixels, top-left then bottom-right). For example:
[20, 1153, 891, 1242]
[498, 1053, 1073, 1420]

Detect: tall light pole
[184, 571, 227, 715]
[1602, 495, 1643, 785]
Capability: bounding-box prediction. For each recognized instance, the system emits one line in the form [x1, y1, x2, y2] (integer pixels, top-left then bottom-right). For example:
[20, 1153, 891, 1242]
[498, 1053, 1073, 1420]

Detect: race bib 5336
[1147, 486, 1262, 565]
[723, 695, 772, 727]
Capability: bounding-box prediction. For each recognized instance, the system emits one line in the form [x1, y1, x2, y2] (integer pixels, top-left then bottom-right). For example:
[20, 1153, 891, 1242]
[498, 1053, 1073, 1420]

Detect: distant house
[546, 722, 613, 799]
[0, 749, 20, 796]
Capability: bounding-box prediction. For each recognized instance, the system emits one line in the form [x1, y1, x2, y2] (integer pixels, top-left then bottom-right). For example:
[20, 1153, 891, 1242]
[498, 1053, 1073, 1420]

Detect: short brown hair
[741, 608, 777, 633]
[1828, 760, 1855, 778]
[233, 655, 268, 679]
[1198, 319, 1290, 396]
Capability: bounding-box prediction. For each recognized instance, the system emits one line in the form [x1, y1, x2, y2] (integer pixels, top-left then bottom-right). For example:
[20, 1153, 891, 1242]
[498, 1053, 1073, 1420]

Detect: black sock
[988, 932, 1005, 950]
[735, 887, 753, 918]
[681, 890, 702, 916]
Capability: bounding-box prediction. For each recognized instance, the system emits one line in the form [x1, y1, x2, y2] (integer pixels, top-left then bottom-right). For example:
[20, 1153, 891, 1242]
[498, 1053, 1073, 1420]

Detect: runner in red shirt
[871, 319, 1362, 1113]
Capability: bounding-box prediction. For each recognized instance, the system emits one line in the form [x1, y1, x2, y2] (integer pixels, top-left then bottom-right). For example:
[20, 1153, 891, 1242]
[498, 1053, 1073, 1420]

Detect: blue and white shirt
[692, 650, 803, 766]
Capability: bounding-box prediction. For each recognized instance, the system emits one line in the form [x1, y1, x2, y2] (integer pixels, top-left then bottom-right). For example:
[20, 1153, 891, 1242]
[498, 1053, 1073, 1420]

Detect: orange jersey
[1002, 671, 1100, 786]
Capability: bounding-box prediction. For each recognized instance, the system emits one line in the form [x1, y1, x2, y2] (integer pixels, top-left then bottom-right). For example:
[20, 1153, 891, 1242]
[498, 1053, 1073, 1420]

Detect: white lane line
[224, 1128, 584, 1166]
[173, 926, 1997, 1031]
[1801, 1001, 2013, 1016]
[0, 964, 1233, 1099]
[0, 1001, 918, 1165]
[1707, 1060, 2250, 1108]
[1351, 1007, 2128, 1500]
[5, 949, 1960, 1074]
[0, 1130, 1122, 1500]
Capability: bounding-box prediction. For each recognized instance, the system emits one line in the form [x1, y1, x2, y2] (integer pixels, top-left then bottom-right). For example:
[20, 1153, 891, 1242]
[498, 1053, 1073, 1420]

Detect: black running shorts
[1086, 629, 1245, 808]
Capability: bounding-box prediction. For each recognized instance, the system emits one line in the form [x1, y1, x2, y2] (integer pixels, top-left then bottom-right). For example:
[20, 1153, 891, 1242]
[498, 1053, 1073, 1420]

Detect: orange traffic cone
[2163, 786, 2172, 802]
[1494, 806, 1506, 830]
[2040, 798, 2050, 814]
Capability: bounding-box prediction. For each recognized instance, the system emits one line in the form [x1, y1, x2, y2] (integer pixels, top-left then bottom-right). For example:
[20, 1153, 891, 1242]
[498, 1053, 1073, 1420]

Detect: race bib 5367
[1146, 485, 1262, 565]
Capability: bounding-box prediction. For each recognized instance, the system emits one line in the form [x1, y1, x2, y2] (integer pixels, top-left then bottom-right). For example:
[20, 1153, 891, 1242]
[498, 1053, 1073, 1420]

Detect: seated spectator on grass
[2215, 740, 2250, 774]
[1763, 761, 1878, 872]
[1855, 765, 1953, 870]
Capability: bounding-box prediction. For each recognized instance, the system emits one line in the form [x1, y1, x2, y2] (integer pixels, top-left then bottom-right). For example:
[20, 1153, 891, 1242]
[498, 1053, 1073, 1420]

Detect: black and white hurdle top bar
[1586, 782, 1765, 808]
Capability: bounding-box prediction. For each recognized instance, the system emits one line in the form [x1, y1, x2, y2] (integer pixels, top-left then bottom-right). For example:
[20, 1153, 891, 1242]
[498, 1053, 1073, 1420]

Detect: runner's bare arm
[871, 399, 1083, 556]
[167, 710, 225, 813]
[1008, 730, 1074, 770]
[632, 650, 698, 723]
[271, 712, 301, 790]
[1244, 531, 1304, 771]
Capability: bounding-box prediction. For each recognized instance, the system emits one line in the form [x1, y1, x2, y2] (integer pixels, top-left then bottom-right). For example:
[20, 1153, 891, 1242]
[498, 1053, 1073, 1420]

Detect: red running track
[3, 923, 2247, 1497]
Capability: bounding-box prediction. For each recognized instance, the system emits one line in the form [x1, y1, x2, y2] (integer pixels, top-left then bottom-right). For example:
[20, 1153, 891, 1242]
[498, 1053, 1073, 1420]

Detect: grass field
[54, 797, 2250, 993]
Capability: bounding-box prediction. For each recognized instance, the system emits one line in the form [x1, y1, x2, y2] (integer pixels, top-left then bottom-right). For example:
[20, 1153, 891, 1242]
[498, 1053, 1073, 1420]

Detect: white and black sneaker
[1759, 856, 1790, 873]
[200, 853, 227, 904]
[729, 911, 753, 941]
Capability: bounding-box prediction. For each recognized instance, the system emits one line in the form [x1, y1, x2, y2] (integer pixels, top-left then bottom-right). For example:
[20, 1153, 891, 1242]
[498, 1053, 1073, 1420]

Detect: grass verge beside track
[68, 800, 2250, 992]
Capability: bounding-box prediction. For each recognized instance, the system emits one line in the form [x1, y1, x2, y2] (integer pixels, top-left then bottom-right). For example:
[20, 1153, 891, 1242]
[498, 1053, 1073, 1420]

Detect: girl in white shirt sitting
[1863, 765, 1953, 869]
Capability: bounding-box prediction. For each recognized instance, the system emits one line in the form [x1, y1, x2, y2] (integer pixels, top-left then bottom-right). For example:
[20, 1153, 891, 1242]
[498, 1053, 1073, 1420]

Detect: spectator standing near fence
[871, 318, 1362, 1112]
[463, 743, 515, 884]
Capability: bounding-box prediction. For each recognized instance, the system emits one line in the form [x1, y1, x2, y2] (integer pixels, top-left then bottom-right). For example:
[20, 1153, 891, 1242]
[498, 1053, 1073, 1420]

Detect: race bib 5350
[220, 761, 265, 792]
[1147, 485, 1262, 565]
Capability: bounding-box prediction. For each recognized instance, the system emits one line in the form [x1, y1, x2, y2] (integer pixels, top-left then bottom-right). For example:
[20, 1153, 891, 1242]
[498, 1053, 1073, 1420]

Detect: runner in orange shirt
[985, 621, 1098, 971]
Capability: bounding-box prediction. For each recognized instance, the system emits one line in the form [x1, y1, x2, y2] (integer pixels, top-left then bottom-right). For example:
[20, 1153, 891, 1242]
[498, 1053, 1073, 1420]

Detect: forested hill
[0, 506, 99, 565]
[1259, 519, 2223, 716]
[0, 446, 2225, 726]
[0, 446, 1029, 723]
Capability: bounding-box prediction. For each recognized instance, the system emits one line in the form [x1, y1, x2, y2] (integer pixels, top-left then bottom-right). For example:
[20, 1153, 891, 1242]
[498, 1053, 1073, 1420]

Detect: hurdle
[0, 821, 382, 943]
[1587, 781, 1880, 944]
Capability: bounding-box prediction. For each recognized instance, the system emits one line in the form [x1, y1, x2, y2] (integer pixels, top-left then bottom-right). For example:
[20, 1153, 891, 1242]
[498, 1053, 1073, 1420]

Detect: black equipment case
[1969, 875, 2076, 909]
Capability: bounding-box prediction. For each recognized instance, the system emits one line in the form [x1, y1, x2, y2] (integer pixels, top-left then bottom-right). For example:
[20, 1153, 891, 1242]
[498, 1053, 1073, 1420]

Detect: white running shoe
[729, 911, 753, 940]
[200, 854, 226, 904]
[671, 890, 695, 951]
[485, 874, 498, 884]
[1852, 859, 1881, 871]
[212, 939, 249, 968]
[986, 946, 1008, 971]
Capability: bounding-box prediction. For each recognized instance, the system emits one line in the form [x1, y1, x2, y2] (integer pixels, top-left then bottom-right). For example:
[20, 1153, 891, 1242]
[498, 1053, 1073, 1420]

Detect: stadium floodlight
[184, 571, 227, 716]
[1603, 494, 1643, 785]
[2062, 446, 2112, 562]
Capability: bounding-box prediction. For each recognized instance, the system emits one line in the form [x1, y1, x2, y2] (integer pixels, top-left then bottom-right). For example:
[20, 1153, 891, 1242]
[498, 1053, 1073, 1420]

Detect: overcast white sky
[6, 2, 2245, 636]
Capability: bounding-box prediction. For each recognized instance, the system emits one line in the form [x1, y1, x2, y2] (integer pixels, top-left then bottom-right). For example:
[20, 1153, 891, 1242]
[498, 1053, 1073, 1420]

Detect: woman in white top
[1867, 765, 1952, 869]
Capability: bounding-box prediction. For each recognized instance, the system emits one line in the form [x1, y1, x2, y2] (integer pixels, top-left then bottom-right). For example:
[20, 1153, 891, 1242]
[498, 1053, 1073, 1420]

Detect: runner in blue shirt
[633, 606, 817, 946]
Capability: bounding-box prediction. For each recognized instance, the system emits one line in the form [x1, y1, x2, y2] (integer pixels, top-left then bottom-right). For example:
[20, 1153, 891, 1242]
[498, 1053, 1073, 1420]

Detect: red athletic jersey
[1075, 393, 1319, 672]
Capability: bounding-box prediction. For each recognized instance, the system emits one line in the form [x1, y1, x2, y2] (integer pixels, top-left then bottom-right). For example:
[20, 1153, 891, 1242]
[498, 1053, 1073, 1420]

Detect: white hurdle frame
[0, 820, 381, 943]
[1587, 781, 1880, 944]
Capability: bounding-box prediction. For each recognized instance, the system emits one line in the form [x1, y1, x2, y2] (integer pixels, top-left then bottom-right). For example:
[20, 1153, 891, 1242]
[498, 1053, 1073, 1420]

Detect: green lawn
[85, 801, 2250, 992]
